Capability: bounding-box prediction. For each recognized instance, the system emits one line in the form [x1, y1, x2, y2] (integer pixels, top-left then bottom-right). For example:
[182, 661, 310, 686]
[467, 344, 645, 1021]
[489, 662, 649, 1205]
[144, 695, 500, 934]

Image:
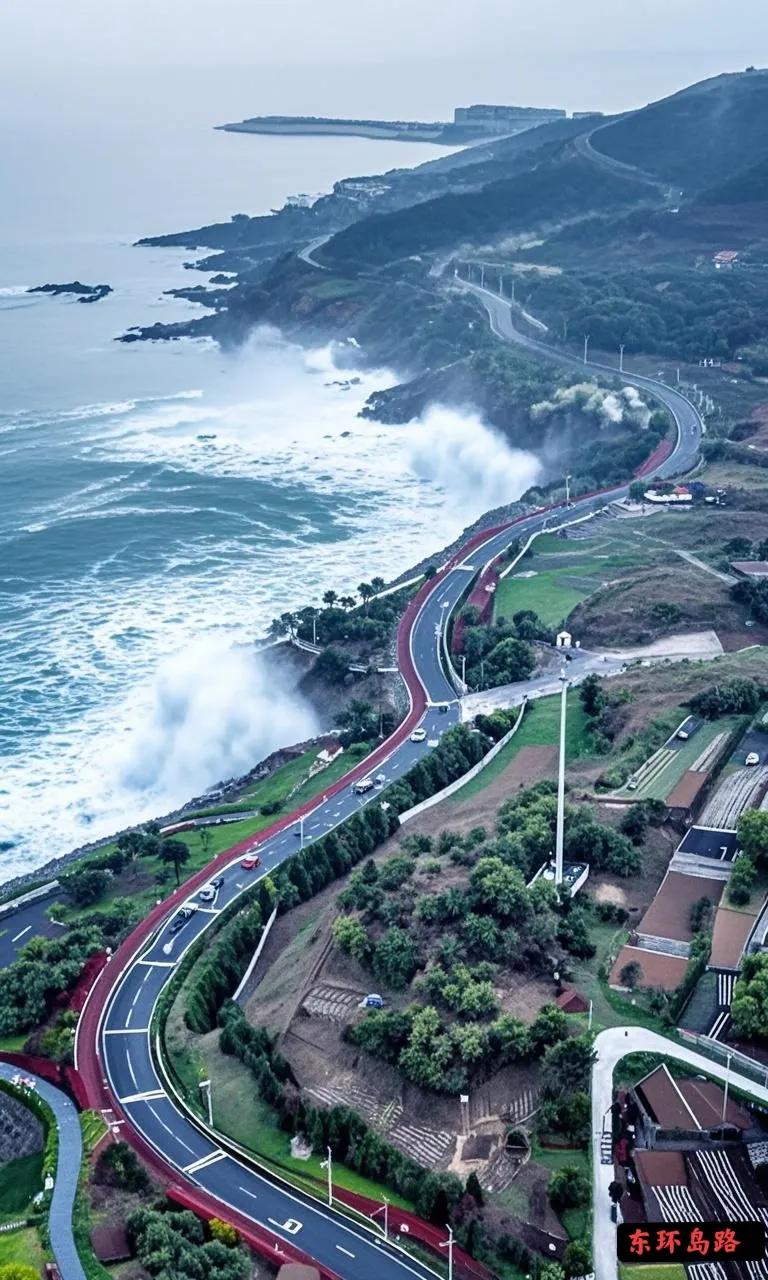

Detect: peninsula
[218, 102, 575, 144]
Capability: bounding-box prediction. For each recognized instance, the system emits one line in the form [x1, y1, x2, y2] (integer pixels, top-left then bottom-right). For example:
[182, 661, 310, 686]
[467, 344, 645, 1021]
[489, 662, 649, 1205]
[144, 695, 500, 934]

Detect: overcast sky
[2, 0, 768, 116]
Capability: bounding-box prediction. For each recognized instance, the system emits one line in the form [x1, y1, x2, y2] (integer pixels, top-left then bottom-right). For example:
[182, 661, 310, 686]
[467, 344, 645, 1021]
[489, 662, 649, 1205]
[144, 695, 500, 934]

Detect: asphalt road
[0, 892, 63, 967]
[83, 293, 703, 1278]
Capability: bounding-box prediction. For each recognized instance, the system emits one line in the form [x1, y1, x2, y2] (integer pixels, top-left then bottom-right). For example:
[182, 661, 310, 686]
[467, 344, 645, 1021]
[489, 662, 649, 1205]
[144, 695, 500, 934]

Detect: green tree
[209, 1218, 240, 1247]
[158, 838, 190, 888]
[62, 867, 109, 907]
[731, 952, 768, 1040]
[373, 927, 418, 989]
[563, 1238, 592, 1278]
[619, 960, 643, 990]
[0, 1266, 41, 1280]
[579, 673, 605, 718]
[729, 855, 757, 906]
[358, 582, 374, 612]
[322, 589, 339, 608]
[315, 646, 349, 684]
[332, 915, 371, 965]
[738, 809, 768, 866]
[549, 1165, 589, 1211]
[465, 1170, 484, 1207]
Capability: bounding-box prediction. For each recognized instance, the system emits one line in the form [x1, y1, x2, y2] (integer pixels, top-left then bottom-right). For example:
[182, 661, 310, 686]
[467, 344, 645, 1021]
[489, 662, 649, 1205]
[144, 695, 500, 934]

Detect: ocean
[0, 68, 541, 881]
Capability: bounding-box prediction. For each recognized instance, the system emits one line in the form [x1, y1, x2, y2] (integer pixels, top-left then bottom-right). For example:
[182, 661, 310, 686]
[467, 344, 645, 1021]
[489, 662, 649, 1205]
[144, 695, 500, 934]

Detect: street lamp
[565, 474, 571, 508]
[199, 1079, 213, 1125]
[583, 334, 590, 365]
[554, 668, 568, 887]
[320, 1146, 333, 1207]
[722, 1051, 733, 1124]
[440, 1226, 454, 1280]
[619, 344, 625, 374]
[372, 1197, 390, 1242]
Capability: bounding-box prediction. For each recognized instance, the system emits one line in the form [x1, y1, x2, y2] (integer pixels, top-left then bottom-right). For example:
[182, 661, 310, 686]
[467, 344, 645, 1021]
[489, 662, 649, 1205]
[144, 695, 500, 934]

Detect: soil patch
[637, 871, 724, 943]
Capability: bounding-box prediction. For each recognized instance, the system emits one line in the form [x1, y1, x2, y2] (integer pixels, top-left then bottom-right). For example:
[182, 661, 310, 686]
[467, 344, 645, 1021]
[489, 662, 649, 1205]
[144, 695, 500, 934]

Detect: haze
[3, 0, 768, 116]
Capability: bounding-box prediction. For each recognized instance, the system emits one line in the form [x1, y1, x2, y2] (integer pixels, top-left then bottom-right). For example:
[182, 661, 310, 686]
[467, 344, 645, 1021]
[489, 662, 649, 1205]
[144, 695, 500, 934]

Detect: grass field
[617, 715, 741, 800]
[453, 691, 594, 802]
[0, 1226, 47, 1270]
[0, 1151, 43, 1217]
[620, 1266, 686, 1280]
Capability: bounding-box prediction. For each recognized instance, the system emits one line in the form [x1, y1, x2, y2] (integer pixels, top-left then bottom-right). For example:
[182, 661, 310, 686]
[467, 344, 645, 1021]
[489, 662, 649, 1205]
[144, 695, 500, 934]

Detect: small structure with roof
[632, 1063, 751, 1144]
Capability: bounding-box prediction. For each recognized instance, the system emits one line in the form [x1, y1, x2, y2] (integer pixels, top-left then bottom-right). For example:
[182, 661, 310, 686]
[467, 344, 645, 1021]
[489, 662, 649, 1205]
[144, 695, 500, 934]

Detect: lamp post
[320, 1146, 333, 1207]
[440, 1226, 454, 1280]
[199, 1079, 213, 1125]
[554, 668, 568, 887]
[372, 1197, 390, 1242]
[565, 473, 571, 508]
[619, 344, 625, 373]
[722, 1051, 733, 1124]
[583, 333, 590, 365]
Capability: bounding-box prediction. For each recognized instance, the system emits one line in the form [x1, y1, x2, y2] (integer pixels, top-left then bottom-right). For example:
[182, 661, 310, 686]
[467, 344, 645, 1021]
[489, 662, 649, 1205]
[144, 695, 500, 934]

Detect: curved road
[0, 1063, 86, 1280]
[76, 298, 704, 1278]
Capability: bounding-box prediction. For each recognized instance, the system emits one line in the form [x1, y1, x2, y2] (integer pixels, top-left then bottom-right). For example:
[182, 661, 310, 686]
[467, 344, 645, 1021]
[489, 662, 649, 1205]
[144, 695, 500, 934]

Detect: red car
[240, 854, 262, 870]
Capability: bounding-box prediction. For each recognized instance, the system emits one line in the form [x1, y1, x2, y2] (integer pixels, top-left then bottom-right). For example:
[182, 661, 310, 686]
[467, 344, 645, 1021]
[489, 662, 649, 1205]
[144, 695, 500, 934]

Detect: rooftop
[636, 1063, 751, 1131]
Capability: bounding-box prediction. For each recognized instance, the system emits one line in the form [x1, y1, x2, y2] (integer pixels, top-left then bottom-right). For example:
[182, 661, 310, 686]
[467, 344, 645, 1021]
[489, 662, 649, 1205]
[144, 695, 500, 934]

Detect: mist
[407, 405, 542, 510]
[531, 383, 652, 430]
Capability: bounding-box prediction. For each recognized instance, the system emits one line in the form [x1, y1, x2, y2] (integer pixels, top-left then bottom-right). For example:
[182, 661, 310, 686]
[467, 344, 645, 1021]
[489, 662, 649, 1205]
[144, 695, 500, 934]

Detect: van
[353, 778, 374, 795]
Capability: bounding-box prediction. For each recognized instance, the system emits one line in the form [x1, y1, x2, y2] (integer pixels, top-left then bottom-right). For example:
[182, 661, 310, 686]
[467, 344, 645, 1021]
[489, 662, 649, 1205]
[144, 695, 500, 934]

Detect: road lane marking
[195, 907, 221, 915]
[104, 1027, 151, 1034]
[146, 1105, 195, 1154]
[336, 1245, 355, 1258]
[268, 1217, 303, 1235]
[137, 959, 176, 968]
[237, 1185, 260, 1200]
[120, 1089, 166, 1104]
[11, 925, 31, 943]
[126, 1050, 138, 1089]
[183, 1150, 227, 1175]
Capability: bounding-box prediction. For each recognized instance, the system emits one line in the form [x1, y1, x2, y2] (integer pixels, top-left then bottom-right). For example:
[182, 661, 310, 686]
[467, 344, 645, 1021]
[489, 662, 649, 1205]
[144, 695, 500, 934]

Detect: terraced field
[618, 718, 740, 801]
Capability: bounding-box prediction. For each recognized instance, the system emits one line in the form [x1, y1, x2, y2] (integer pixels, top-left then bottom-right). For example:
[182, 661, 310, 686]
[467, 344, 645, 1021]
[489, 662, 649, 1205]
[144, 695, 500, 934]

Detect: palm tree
[370, 576, 386, 596]
[322, 589, 339, 608]
[159, 838, 190, 889]
[279, 610, 298, 638]
[358, 582, 374, 613]
[339, 595, 356, 611]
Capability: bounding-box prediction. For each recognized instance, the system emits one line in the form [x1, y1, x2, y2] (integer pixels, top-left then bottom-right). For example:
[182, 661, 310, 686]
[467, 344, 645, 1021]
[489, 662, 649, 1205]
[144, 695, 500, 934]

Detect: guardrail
[0, 881, 60, 920]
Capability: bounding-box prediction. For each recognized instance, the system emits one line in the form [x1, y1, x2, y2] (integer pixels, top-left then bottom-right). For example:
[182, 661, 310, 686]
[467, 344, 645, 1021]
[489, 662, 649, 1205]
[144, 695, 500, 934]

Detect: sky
[2, 0, 768, 116]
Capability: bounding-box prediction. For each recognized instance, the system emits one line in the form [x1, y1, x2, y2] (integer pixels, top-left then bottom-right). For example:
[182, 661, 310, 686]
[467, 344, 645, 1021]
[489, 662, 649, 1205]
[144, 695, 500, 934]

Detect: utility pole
[440, 1226, 454, 1280]
[480, 264, 485, 289]
[619, 343, 625, 374]
[312, 614, 317, 647]
[583, 333, 590, 365]
[722, 1052, 733, 1124]
[299, 815, 304, 849]
[320, 1147, 333, 1207]
[554, 668, 568, 887]
[461, 654, 466, 685]
[565, 474, 571, 508]
[498, 274, 504, 297]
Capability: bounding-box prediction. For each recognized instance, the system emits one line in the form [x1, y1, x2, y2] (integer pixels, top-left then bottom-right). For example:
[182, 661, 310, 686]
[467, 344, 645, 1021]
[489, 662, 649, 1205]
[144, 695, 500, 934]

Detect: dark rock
[29, 280, 113, 303]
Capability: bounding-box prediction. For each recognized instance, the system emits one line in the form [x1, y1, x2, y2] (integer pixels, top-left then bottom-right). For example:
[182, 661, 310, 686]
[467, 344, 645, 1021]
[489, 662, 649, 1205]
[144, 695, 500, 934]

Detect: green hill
[696, 156, 768, 205]
[591, 69, 768, 190]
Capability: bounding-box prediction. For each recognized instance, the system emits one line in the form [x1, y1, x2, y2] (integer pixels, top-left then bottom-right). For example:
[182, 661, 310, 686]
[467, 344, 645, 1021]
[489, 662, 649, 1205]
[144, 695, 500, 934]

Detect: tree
[358, 582, 374, 612]
[549, 1165, 589, 1211]
[731, 952, 768, 1040]
[209, 1219, 240, 1247]
[579, 673, 605, 718]
[608, 1179, 624, 1204]
[465, 1170, 484, 1207]
[339, 595, 356, 610]
[370, 576, 386, 595]
[423, 564, 437, 580]
[481, 637, 535, 686]
[563, 1238, 592, 1278]
[0, 1266, 41, 1280]
[619, 960, 643, 990]
[62, 867, 109, 907]
[97, 1140, 150, 1192]
[729, 854, 757, 906]
[619, 804, 648, 845]
[332, 915, 371, 965]
[314, 646, 349, 685]
[738, 809, 768, 866]
[372, 927, 418, 989]
[158, 838, 190, 888]
[322, 589, 339, 608]
[628, 480, 647, 502]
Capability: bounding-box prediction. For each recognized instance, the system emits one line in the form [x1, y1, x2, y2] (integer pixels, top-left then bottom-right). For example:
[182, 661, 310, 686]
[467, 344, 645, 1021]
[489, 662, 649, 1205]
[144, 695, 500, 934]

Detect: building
[731, 560, 768, 579]
[632, 1063, 751, 1143]
[643, 485, 693, 505]
[713, 250, 739, 269]
[453, 104, 566, 134]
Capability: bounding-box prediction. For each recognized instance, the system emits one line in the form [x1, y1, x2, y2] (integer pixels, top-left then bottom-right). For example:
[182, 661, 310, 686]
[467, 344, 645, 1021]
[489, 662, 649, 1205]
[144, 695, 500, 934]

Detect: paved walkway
[674, 549, 737, 585]
[0, 1063, 86, 1280]
[591, 1028, 768, 1280]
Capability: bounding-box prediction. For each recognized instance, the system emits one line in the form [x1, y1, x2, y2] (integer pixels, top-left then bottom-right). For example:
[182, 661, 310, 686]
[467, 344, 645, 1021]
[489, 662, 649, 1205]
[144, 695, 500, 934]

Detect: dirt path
[673, 549, 737, 584]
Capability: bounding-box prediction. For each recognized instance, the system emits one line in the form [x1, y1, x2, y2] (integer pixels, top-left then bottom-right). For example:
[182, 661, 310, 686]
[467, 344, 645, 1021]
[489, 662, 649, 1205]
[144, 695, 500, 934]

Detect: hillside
[321, 154, 646, 267]
[591, 69, 768, 190]
[697, 156, 768, 206]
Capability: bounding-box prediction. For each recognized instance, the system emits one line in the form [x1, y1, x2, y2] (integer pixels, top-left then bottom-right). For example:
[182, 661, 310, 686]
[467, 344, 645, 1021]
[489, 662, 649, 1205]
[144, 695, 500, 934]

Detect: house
[643, 485, 693, 505]
[555, 988, 589, 1014]
[713, 250, 739, 268]
[632, 1063, 751, 1143]
[731, 560, 768, 580]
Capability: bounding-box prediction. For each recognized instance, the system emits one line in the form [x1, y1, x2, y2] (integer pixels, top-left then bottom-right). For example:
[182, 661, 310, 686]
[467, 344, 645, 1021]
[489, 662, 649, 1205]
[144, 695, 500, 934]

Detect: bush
[729, 855, 757, 906]
[61, 868, 109, 907]
[97, 1140, 149, 1192]
[549, 1164, 589, 1212]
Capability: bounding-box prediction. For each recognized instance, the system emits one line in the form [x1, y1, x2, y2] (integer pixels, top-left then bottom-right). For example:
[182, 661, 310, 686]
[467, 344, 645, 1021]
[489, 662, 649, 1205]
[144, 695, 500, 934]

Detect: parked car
[746, 751, 760, 766]
[364, 994, 384, 1008]
[169, 904, 198, 935]
[410, 727, 427, 743]
[353, 778, 374, 795]
[240, 854, 261, 870]
[375, 773, 386, 786]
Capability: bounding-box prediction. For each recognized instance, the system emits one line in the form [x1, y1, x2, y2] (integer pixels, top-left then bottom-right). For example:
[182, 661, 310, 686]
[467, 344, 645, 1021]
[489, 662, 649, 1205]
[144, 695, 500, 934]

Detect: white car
[410, 727, 427, 743]
[746, 752, 760, 766]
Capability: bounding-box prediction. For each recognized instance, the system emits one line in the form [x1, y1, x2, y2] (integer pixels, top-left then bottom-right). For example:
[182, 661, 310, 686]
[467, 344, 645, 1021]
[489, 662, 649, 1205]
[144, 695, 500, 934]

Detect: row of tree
[127, 1207, 249, 1280]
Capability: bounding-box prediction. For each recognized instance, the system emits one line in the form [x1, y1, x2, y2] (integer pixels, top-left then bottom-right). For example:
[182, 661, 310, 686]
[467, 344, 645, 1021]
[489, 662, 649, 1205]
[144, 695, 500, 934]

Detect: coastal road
[75, 320, 704, 1276]
[591, 1028, 768, 1280]
[298, 233, 332, 269]
[0, 891, 63, 967]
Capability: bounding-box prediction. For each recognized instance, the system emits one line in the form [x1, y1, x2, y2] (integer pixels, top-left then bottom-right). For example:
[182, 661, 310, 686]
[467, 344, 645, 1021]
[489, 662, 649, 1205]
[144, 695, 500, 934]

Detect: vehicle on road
[240, 854, 261, 870]
[677, 728, 690, 741]
[353, 777, 374, 794]
[437, 702, 449, 714]
[746, 751, 760, 766]
[410, 727, 427, 743]
[198, 877, 223, 902]
[627, 778, 638, 791]
[168, 904, 198, 935]
[364, 993, 384, 1008]
[375, 773, 386, 786]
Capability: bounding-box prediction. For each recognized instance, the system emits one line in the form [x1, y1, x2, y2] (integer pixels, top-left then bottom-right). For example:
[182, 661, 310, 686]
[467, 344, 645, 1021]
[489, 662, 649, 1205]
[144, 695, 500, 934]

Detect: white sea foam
[0, 334, 541, 879]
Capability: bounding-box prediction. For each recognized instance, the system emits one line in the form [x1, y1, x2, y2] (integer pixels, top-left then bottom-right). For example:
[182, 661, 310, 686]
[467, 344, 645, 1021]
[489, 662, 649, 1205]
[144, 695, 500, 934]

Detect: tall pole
[383, 1197, 389, 1242]
[461, 654, 466, 685]
[565, 474, 571, 508]
[619, 344, 625, 373]
[199, 1079, 213, 1125]
[300, 815, 304, 850]
[441, 1226, 454, 1280]
[480, 264, 485, 289]
[555, 671, 568, 887]
[326, 1146, 333, 1206]
[312, 614, 317, 646]
[583, 334, 590, 365]
[722, 1052, 732, 1124]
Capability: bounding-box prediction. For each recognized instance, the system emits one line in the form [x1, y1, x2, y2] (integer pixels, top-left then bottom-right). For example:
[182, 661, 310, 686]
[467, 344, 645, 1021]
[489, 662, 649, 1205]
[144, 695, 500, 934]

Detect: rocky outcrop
[28, 281, 112, 303]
